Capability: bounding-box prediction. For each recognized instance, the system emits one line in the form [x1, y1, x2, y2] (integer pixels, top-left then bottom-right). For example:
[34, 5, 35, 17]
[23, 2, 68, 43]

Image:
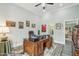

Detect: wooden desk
[23, 36, 52, 56]
[73, 50, 79, 56]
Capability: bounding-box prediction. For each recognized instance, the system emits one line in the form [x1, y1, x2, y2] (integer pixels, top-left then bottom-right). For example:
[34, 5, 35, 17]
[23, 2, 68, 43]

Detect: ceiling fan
[34, 3, 54, 9]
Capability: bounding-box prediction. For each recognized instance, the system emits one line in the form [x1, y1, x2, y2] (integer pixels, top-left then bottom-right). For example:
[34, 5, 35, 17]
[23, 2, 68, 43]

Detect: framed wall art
[31, 23, 36, 28]
[18, 22, 24, 29]
[6, 20, 16, 27]
[41, 24, 46, 32]
[26, 21, 30, 27]
[51, 29, 54, 35]
[55, 23, 63, 30]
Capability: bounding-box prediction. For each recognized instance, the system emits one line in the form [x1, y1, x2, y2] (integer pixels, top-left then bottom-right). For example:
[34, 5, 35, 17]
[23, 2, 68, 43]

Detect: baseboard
[54, 40, 65, 45]
[12, 42, 23, 48]
[65, 38, 72, 41]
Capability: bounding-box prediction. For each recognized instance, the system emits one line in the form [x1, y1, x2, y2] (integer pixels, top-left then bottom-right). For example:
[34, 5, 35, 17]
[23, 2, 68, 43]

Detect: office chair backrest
[29, 31, 34, 35]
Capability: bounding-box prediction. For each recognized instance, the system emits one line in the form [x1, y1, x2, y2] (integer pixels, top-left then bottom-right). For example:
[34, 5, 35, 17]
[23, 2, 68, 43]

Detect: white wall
[43, 4, 79, 44]
[1, 3, 79, 47]
[0, 3, 41, 47]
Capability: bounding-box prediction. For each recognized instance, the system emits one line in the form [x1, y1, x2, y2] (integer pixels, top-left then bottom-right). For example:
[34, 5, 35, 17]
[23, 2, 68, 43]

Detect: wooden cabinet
[23, 36, 52, 56]
[23, 40, 34, 55]
[73, 50, 79, 56]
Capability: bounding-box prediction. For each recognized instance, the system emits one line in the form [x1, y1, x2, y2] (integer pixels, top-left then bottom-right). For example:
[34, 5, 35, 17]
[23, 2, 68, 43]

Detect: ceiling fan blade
[34, 3, 41, 7]
[46, 3, 54, 5]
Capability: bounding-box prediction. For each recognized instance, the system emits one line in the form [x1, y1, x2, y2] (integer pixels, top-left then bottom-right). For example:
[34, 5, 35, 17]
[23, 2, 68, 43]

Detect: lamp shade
[0, 27, 3, 33]
[0, 27, 9, 33]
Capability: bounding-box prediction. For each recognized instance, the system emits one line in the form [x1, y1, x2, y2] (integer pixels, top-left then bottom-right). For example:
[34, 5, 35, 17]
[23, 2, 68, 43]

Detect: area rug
[7, 43, 64, 56]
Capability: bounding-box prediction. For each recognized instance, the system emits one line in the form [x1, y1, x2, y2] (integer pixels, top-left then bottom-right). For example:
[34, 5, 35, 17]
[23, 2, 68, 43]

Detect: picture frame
[26, 21, 30, 27]
[41, 24, 46, 32]
[6, 20, 16, 27]
[55, 23, 63, 30]
[31, 23, 36, 28]
[51, 29, 54, 35]
[19, 22, 24, 29]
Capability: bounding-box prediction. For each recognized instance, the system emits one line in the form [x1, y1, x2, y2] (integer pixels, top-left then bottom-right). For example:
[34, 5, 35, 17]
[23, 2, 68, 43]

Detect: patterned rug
[7, 43, 64, 56]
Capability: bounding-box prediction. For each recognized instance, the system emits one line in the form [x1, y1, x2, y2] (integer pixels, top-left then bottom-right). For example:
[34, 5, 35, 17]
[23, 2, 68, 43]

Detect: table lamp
[0, 26, 9, 41]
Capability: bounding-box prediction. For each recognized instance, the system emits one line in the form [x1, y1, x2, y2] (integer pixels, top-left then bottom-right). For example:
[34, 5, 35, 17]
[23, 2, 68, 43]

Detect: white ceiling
[15, 3, 78, 17]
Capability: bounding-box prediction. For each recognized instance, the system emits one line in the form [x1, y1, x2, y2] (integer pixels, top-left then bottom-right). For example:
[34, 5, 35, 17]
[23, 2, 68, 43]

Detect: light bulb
[42, 3, 45, 7]
[59, 3, 63, 7]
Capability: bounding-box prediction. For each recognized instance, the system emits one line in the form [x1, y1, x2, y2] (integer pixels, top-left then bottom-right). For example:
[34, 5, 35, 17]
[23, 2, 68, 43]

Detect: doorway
[62, 19, 78, 55]
[65, 20, 77, 41]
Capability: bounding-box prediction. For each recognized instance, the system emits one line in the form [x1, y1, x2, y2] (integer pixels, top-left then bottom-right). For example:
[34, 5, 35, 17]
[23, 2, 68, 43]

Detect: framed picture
[6, 20, 16, 27]
[51, 29, 54, 35]
[41, 24, 46, 32]
[26, 21, 30, 27]
[55, 23, 63, 30]
[31, 23, 36, 28]
[19, 22, 24, 29]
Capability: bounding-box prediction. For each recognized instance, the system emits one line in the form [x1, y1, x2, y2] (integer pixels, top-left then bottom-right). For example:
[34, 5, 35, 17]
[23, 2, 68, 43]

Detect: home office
[0, 3, 79, 56]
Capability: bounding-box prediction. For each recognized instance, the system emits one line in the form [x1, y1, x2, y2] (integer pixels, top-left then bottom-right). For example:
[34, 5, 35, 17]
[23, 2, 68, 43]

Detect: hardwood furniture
[72, 25, 79, 56]
[23, 35, 52, 56]
[73, 50, 79, 56]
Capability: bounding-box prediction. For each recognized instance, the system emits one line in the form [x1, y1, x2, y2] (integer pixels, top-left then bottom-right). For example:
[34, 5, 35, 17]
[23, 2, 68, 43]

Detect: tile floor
[62, 40, 72, 56]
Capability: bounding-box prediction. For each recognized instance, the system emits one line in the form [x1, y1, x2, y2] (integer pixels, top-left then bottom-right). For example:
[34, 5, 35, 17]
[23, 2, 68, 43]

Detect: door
[65, 19, 78, 41]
